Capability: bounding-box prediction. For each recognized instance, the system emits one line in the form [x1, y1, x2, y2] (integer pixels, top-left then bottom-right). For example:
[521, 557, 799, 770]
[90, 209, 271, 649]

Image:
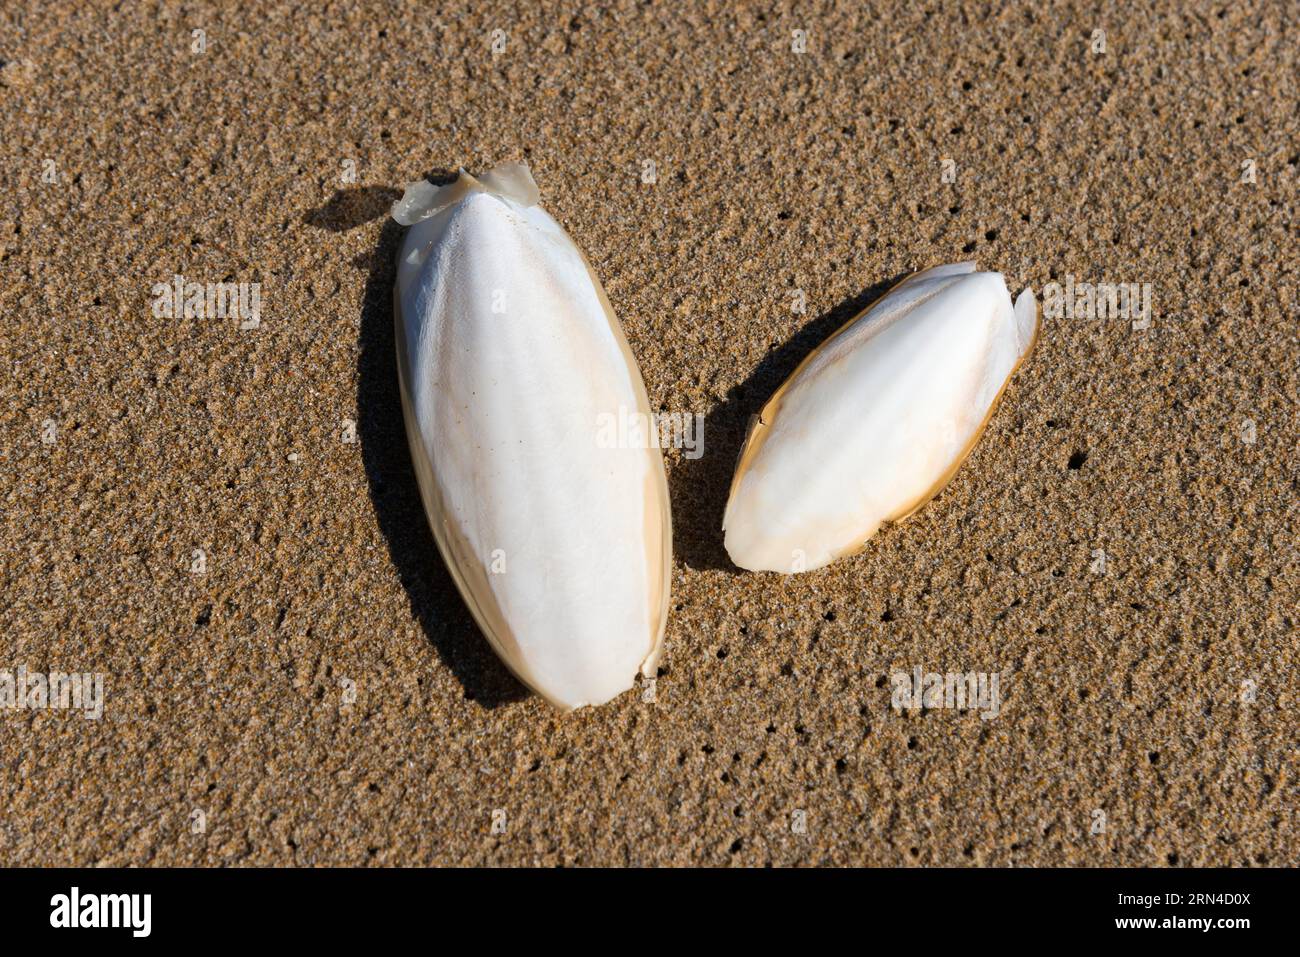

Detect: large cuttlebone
[392, 162, 671, 709]
[723, 263, 1038, 573]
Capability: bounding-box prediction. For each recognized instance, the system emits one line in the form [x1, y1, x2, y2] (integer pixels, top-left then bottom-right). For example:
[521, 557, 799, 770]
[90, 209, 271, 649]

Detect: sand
[0, 1, 1295, 865]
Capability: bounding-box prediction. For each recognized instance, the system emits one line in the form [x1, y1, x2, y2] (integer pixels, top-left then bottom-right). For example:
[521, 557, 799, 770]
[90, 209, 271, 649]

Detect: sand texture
[0, 1, 1295, 865]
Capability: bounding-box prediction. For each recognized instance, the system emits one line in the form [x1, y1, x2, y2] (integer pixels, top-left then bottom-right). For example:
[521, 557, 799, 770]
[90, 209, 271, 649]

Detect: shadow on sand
[305, 180, 527, 709]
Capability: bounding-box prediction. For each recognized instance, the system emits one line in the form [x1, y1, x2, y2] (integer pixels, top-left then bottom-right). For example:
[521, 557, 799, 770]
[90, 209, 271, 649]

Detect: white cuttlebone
[392, 162, 671, 709]
[722, 263, 1038, 573]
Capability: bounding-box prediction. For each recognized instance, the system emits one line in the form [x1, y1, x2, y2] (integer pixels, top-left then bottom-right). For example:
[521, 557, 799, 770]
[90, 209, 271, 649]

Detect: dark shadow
[670, 272, 910, 571]
[303, 186, 404, 232]
[327, 179, 527, 708]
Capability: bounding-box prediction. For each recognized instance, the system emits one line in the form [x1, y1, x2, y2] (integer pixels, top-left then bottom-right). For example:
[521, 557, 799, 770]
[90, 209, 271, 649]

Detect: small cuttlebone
[723, 263, 1038, 574]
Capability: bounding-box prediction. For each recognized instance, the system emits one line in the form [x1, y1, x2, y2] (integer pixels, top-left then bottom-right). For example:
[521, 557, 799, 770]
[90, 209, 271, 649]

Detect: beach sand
[0, 1, 1295, 865]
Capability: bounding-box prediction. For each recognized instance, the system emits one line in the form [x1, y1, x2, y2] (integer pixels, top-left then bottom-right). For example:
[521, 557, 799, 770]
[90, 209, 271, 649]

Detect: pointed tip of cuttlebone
[391, 161, 540, 226]
[1013, 286, 1038, 354]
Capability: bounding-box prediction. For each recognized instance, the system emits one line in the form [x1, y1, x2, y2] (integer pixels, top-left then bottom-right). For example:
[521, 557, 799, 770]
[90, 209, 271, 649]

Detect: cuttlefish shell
[723, 263, 1038, 573]
[392, 162, 671, 709]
